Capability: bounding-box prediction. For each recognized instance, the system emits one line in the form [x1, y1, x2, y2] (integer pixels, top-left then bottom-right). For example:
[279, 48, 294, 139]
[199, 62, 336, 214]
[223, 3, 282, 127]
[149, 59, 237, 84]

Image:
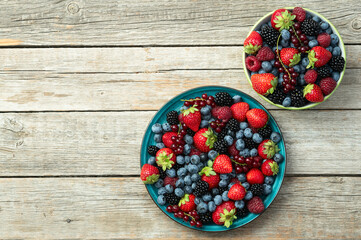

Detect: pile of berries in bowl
[140, 86, 286, 231]
[242, 7, 346, 109]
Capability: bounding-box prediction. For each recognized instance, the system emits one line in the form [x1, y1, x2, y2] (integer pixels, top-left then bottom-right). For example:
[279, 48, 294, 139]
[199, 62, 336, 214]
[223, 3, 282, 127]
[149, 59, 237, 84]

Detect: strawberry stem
[276, 33, 291, 78]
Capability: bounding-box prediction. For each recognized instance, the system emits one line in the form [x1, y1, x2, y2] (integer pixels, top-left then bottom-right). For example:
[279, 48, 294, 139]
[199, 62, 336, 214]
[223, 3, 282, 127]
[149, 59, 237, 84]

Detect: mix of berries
[141, 91, 285, 228]
[244, 7, 345, 107]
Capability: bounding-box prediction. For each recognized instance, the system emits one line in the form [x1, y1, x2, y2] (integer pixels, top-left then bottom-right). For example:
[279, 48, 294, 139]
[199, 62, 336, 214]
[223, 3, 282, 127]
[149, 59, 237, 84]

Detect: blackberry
[186, 128, 195, 137]
[213, 139, 228, 154]
[250, 184, 263, 196]
[329, 56, 345, 72]
[172, 162, 182, 171]
[226, 118, 240, 132]
[236, 208, 248, 219]
[217, 128, 228, 141]
[164, 193, 181, 205]
[194, 180, 209, 197]
[243, 137, 257, 150]
[258, 125, 272, 139]
[267, 89, 286, 105]
[290, 89, 307, 107]
[301, 19, 320, 36]
[218, 187, 228, 195]
[147, 145, 159, 156]
[260, 25, 279, 46]
[157, 166, 166, 179]
[199, 212, 213, 223]
[214, 92, 233, 106]
[317, 66, 331, 78]
[166, 110, 179, 125]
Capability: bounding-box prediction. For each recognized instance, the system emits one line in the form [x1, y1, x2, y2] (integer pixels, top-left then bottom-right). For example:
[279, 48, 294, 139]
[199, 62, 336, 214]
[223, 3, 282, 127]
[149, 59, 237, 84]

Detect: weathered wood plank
[0, 111, 360, 176]
[0, 177, 359, 239]
[0, 0, 360, 46]
[0, 47, 359, 111]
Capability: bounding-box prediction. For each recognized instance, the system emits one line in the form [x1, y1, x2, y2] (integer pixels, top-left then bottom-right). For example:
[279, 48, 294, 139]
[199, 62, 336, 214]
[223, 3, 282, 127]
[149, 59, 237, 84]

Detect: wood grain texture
[0, 177, 359, 239]
[0, 0, 360, 46]
[0, 47, 359, 111]
[0, 110, 360, 176]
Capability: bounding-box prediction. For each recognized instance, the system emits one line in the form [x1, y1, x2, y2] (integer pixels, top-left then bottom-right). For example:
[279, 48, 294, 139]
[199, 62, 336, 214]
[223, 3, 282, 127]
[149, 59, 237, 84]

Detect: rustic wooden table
[0, 1, 360, 239]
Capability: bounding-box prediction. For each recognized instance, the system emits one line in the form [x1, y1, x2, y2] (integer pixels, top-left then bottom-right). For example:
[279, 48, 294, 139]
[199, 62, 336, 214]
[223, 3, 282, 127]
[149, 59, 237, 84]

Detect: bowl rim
[242, 7, 347, 110]
[139, 85, 288, 232]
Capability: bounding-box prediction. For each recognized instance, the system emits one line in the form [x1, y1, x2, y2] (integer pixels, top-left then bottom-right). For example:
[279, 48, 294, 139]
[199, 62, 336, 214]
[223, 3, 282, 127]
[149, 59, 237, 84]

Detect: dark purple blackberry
[164, 193, 181, 205]
[193, 180, 209, 197]
[267, 89, 286, 105]
[172, 162, 182, 171]
[218, 187, 228, 195]
[317, 66, 331, 79]
[257, 125, 272, 139]
[166, 110, 179, 125]
[157, 166, 166, 179]
[186, 128, 195, 137]
[260, 25, 279, 46]
[290, 89, 307, 107]
[226, 118, 240, 132]
[213, 139, 228, 154]
[243, 137, 257, 150]
[250, 184, 263, 196]
[236, 208, 248, 218]
[214, 92, 233, 106]
[147, 145, 159, 156]
[199, 212, 212, 223]
[301, 19, 320, 36]
[329, 56, 345, 72]
[217, 128, 228, 141]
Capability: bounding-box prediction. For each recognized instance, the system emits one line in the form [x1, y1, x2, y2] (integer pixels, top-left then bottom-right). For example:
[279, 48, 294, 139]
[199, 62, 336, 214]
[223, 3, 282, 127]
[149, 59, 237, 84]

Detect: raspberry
[320, 77, 337, 95]
[245, 56, 261, 72]
[292, 7, 306, 22]
[256, 46, 275, 61]
[164, 176, 178, 188]
[317, 33, 331, 48]
[304, 69, 318, 84]
[211, 106, 232, 122]
[246, 196, 265, 214]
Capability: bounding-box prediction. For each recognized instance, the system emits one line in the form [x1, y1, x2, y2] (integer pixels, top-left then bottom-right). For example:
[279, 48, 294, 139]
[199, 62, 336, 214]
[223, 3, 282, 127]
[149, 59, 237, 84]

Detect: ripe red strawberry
[258, 139, 280, 159]
[246, 108, 268, 129]
[180, 106, 201, 132]
[303, 83, 324, 102]
[194, 128, 216, 153]
[228, 183, 246, 200]
[244, 31, 263, 55]
[230, 102, 249, 122]
[164, 176, 178, 188]
[261, 159, 279, 176]
[271, 9, 296, 31]
[304, 69, 318, 84]
[307, 46, 332, 68]
[179, 194, 196, 212]
[317, 33, 331, 48]
[246, 168, 264, 184]
[292, 7, 306, 22]
[213, 154, 233, 174]
[156, 148, 176, 171]
[211, 106, 232, 122]
[251, 73, 278, 96]
[280, 48, 301, 67]
[162, 132, 177, 148]
[212, 201, 237, 228]
[247, 196, 265, 214]
[320, 77, 337, 96]
[200, 162, 220, 189]
[256, 46, 275, 61]
[228, 141, 240, 157]
[140, 164, 160, 184]
[245, 55, 261, 72]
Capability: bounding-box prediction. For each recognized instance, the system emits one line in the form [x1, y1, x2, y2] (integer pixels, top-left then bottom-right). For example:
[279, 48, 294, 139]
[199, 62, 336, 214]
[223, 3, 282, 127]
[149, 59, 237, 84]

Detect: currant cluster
[289, 22, 310, 53]
[233, 156, 263, 174]
[183, 94, 215, 109]
[166, 205, 203, 228]
[210, 119, 226, 133]
[169, 123, 188, 155]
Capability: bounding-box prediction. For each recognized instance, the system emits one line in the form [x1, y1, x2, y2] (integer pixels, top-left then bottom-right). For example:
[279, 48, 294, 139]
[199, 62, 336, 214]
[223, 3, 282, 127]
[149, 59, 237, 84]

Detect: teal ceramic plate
[140, 86, 287, 232]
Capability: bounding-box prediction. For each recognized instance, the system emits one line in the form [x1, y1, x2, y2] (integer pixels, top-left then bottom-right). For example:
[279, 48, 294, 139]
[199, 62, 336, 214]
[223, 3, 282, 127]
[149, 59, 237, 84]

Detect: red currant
[242, 166, 249, 173]
[235, 165, 243, 173]
[183, 215, 189, 222]
[199, 101, 206, 107]
[300, 34, 307, 41]
[274, 61, 281, 68]
[211, 102, 216, 108]
[210, 122, 217, 129]
[278, 67, 284, 73]
[296, 29, 302, 35]
[166, 206, 173, 213]
[207, 96, 214, 101]
[289, 28, 294, 34]
[171, 125, 178, 132]
[206, 99, 212, 105]
[190, 220, 196, 226]
[177, 211, 184, 218]
[202, 94, 207, 99]
[196, 221, 203, 228]
[215, 127, 222, 133]
[294, 22, 301, 29]
[288, 68, 294, 73]
[184, 101, 190, 107]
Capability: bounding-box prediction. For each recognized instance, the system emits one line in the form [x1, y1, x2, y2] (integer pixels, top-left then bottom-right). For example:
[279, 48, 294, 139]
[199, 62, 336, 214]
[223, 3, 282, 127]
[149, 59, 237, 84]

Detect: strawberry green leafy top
[181, 106, 199, 116]
[156, 151, 174, 171]
[199, 160, 217, 176]
[307, 50, 318, 69]
[274, 10, 296, 31]
[219, 208, 237, 228]
[202, 128, 217, 149]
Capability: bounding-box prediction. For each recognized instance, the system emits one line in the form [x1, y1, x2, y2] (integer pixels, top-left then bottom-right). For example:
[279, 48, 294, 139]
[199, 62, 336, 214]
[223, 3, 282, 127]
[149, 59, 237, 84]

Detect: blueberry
[158, 187, 167, 195]
[192, 182, 197, 189]
[190, 155, 200, 165]
[176, 155, 185, 165]
[250, 148, 258, 157]
[191, 173, 200, 182]
[151, 123, 163, 133]
[208, 201, 216, 212]
[228, 182, 236, 189]
[312, 16, 321, 23]
[270, 132, 281, 143]
[332, 72, 340, 81]
[280, 38, 289, 47]
[222, 191, 229, 201]
[155, 179, 164, 188]
[208, 118, 216, 123]
[183, 144, 191, 155]
[162, 122, 171, 132]
[262, 61, 272, 72]
[219, 179, 228, 187]
[197, 202, 208, 214]
[244, 128, 253, 138]
[237, 173, 246, 182]
[235, 139, 245, 151]
[200, 153, 208, 162]
[157, 195, 166, 205]
[197, 162, 205, 170]
[156, 143, 165, 149]
[203, 114, 212, 121]
[236, 130, 244, 139]
[326, 46, 333, 52]
[229, 170, 236, 178]
[325, 27, 332, 34]
[320, 21, 329, 30]
[175, 178, 185, 188]
[154, 134, 162, 143]
[233, 95, 242, 103]
[235, 200, 245, 209]
[281, 29, 291, 40]
[240, 122, 248, 130]
[330, 34, 339, 46]
[293, 65, 301, 73]
[332, 46, 341, 56]
[242, 182, 250, 190]
[282, 96, 291, 107]
[208, 150, 218, 160]
[306, 13, 312, 19]
[184, 185, 193, 194]
[244, 191, 253, 200]
[302, 57, 309, 67]
[180, 106, 188, 111]
[267, 21, 272, 27]
[175, 188, 185, 197]
[200, 105, 211, 115]
[298, 74, 306, 86]
[148, 156, 156, 165]
[200, 120, 209, 128]
[220, 174, 229, 180]
[188, 164, 199, 174]
[214, 195, 222, 205]
[252, 133, 263, 144]
[194, 197, 202, 205]
[224, 135, 234, 146]
[184, 175, 192, 186]
[272, 46, 282, 52]
[211, 188, 219, 196]
[309, 40, 318, 48]
[290, 43, 295, 48]
[239, 148, 250, 157]
[271, 68, 279, 76]
[251, 72, 257, 76]
[263, 184, 272, 195]
[270, 59, 275, 65]
[183, 135, 193, 145]
[278, 73, 284, 85]
[227, 129, 236, 138]
[274, 153, 284, 163]
[202, 193, 212, 202]
[166, 169, 176, 178]
[265, 176, 274, 185]
[184, 155, 191, 164]
[307, 35, 316, 41]
[300, 65, 306, 74]
[258, 69, 266, 74]
[165, 184, 173, 193]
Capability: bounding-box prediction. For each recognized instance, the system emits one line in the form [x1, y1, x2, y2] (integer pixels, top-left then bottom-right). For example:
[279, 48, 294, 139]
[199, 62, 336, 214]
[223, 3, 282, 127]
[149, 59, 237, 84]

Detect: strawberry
[162, 132, 177, 148]
[246, 168, 264, 185]
[258, 139, 280, 159]
[212, 201, 237, 228]
[247, 196, 265, 214]
[211, 106, 232, 122]
[179, 194, 196, 212]
[228, 141, 240, 157]
[164, 176, 178, 188]
[140, 164, 160, 184]
[193, 128, 217, 153]
[317, 33, 331, 48]
[230, 102, 249, 122]
[228, 183, 246, 201]
[200, 161, 220, 189]
[271, 9, 296, 31]
[180, 106, 201, 132]
[307, 46, 332, 68]
[244, 31, 263, 55]
[250, 73, 278, 96]
[320, 77, 337, 96]
[304, 69, 318, 84]
[261, 159, 279, 176]
[293, 7, 306, 22]
[246, 108, 268, 129]
[256, 46, 275, 61]
[156, 148, 176, 171]
[213, 154, 233, 174]
[280, 48, 301, 67]
[303, 83, 324, 102]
